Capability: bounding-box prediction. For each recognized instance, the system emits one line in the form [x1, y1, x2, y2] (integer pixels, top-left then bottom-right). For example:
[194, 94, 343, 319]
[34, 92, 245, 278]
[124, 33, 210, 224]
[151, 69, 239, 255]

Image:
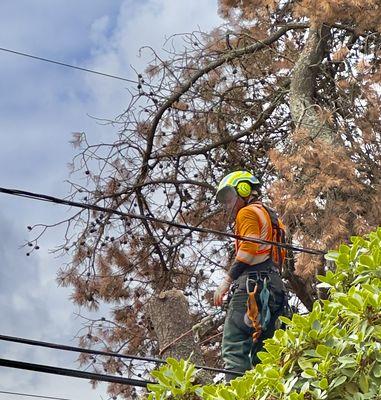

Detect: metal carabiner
[246, 277, 258, 294]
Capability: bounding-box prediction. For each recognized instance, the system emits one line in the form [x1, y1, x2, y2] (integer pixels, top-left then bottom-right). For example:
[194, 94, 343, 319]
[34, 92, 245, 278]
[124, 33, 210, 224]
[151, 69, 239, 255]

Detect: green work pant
[221, 271, 285, 381]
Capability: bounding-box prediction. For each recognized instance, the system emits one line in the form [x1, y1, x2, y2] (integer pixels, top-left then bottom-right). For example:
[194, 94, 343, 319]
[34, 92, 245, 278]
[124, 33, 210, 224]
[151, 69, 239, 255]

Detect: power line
[0, 334, 240, 377]
[0, 186, 327, 256]
[0, 389, 72, 400]
[0, 358, 152, 388]
[0, 46, 138, 84]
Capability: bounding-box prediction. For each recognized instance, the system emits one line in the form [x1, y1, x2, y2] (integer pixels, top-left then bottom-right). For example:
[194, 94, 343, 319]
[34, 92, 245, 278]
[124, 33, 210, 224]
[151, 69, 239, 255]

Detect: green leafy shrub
[147, 228, 381, 399]
[147, 358, 202, 399]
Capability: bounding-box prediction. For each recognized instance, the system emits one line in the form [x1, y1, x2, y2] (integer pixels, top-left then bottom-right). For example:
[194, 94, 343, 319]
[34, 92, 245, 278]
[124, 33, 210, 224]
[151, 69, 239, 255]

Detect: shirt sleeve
[234, 206, 261, 264]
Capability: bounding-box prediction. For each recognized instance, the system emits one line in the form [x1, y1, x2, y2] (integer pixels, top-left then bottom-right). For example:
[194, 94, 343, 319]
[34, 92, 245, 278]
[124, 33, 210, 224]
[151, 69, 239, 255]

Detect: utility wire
[0, 358, 152, 388]
[0, 186, 327, 256]
[0, 389, 72, 400]
[0, 334, 241, 377]
[0, 46, 137, 84]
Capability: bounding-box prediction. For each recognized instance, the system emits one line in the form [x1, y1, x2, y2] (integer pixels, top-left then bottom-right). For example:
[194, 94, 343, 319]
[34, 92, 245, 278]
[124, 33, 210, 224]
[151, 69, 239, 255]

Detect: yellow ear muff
[236, 181, 252, 197]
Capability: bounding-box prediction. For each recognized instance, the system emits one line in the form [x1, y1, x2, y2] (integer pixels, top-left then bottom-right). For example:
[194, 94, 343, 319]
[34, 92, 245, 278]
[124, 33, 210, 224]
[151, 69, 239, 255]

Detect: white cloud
[90, 15, 112, 51]
[82, 0, 223, 117]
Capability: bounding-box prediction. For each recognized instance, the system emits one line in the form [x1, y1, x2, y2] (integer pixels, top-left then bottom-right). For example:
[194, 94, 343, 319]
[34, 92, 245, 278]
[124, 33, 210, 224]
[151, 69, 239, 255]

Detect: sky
[0, 1, 222, 399]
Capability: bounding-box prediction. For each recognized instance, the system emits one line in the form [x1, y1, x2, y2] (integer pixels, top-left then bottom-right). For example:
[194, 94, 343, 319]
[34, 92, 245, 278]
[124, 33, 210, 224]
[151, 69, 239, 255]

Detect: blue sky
[0, 1, 222, 398]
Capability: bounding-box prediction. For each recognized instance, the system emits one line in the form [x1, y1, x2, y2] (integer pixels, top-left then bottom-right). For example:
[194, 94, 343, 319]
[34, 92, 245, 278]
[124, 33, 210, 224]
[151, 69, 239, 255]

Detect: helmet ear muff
[236, 181, 252, 198]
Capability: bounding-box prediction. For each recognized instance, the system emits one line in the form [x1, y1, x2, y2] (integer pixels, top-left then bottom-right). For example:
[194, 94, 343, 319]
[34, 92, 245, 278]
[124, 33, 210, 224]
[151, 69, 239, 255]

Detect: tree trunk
[146, 289, 213, 382]
[286, 25, 332, 310]
[290, 25, 332, 142]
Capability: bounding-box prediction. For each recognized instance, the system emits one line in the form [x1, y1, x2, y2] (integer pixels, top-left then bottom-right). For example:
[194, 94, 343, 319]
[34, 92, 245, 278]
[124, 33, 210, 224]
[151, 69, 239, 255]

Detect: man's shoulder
[237, 203, 262, 219]
[237, 202, 279, 221]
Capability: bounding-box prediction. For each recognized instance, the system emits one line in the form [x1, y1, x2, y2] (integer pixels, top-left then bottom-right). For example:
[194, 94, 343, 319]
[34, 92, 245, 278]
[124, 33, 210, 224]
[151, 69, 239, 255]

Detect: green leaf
[303, 349, 317, 357]
[316, 281, 333, 289]
[217, 387, 236, 400]
[325, 251, 339, 261]
[256, 352, 270, 364]
[317, 271, 335, 286]
[278, 316, 292, 325]
[312, 320, 321, 331]
[338, 355, 356, 365]
[300, 381, 310, 392]
[337, 253, 349, 265]
[359, 254, 375, 268]
[301, 368, 317, 378]
[292, 313, 309, 328]
[342, 368, 356, 378]
[316, 344, 330, 357]
[358, 373, 369, 393]
[265, 368, 279, 379]
[276, 381, 285, 392]
[319, 378, 328, 390]
[373, 364, 381, 378]
[377, 228, 381, 241]
[373, 326, 381, 339]
[298, 358, 313, 370]
[330, 375, 347, 389]
[308, 329, 318, 340]
[348, 295, 363, 310]
[284, 376, 298, 394]
[345, 382, 359, 394]
[290, 392, 304, 400]
[230, 378, 251, 398]
[339, 244, 351, 254]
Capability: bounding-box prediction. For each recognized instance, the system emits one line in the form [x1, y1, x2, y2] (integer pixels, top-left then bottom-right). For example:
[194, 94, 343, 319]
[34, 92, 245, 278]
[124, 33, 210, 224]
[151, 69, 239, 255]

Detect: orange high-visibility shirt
[234, 203, 273, 265]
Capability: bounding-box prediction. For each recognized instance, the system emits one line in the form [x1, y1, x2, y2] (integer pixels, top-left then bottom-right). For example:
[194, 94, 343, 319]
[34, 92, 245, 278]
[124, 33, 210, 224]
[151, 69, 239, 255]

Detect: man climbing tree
[214, 170, 287, 380]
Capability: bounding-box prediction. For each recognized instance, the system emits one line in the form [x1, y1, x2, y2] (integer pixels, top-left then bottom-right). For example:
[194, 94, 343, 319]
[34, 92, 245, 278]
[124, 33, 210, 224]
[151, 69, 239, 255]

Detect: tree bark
[290, 25, 333, 142]
[146, 289, 213, 382]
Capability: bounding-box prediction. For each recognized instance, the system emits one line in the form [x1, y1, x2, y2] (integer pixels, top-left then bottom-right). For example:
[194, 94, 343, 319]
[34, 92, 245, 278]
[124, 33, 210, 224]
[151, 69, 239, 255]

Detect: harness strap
[246, 282, 262, 343]
[259, 278, 271, 331]
[245, 277, 271, 342]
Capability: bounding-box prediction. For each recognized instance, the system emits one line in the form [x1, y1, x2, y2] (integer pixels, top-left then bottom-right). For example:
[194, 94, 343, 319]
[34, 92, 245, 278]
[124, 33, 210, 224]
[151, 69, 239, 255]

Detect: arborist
[214, 170, 287, 381]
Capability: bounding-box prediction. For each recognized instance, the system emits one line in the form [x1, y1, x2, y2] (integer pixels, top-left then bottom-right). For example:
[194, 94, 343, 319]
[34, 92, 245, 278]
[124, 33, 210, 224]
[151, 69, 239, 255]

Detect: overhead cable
[0, 358, 152, 388]
[0, 334, 241, 377]
[0, 46, 137, 84]
[0, 389, 72, 400]
[0, 186, 327, 256]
